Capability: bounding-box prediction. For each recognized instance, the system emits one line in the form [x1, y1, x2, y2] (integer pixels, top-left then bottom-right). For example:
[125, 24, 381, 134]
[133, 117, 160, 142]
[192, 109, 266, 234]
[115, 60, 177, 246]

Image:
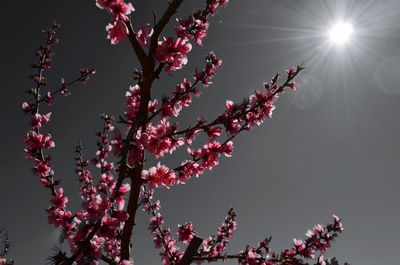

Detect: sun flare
[329, 22, 354, 45]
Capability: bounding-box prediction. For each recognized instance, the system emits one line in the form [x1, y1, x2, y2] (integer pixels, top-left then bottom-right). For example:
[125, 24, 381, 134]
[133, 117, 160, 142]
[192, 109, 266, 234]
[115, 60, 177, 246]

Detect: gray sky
[1, 0, 400, 264]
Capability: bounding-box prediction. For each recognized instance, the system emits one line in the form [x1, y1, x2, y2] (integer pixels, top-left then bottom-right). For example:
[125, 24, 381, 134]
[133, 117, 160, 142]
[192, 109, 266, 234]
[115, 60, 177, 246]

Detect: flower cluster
[96, 0, 134, 45]
[140, 119, 184, 158]
[22, 23, 135, 265]
[176, 14, 209, 46]
[142, 163, 177, 188]
[167, 67, 300, 186]
[136, 66, 301, 189]
[220, 66, 302, 135]
[235, 215, 344, 265]
[91, 115, 114, 171]
[76, 144, 96, 201]
[124, 84, 141, 123]
[199, 208, 237, 257]
[47, 188, 73, 231]
[154, 0, 227, 73]
[176, 0, 228, 46]
[96, 0, 155, 47]
[154, 37, 192, 73]
[142, 188, 183, 265]
[106, 21, 129, 45]
[177, 223, 196, 245]
[207, 0, 229, 14]
[23, 22, 61, 191]
[156, 52, 222, 120]
[96, 0, 134, 22]
[194, 51, 222, 86]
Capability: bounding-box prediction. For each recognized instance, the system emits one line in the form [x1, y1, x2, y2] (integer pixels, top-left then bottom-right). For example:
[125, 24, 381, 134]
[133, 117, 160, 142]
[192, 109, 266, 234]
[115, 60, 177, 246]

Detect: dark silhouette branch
[178, 236, 203, 265]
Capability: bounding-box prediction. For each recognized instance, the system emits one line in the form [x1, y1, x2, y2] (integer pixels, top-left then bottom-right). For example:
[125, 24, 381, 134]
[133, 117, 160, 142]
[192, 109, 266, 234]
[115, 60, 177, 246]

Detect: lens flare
[329, 22, 354, 45]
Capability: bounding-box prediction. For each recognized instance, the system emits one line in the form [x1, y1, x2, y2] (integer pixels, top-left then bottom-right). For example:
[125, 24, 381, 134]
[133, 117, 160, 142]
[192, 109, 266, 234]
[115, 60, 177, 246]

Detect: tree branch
[148, 0, 185, 56]
[178, 236, 203, 265]
[120, 166, 144, 260]
[125, 20, 151, 70]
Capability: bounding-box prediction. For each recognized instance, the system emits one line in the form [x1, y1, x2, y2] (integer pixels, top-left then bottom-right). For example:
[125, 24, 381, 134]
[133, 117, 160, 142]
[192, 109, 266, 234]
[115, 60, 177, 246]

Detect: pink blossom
[115, 196, 126, 212]
[187, 141, 230, 171]
[22, 101, 33, 113]
[24, 131, 55, 151]
[136, 25, 153, 47]
[47, 208, 72, 229]
[125, 84, 141, 122]
[85, 194, 111, 221]
[199, 208, 237, 257]
[287, 67, 297, 78]
[241, 247, 261, 265]
[148, 99, 158, 113]
[139, 120, 184, 157]
[34, 159, 52, 177]
[142, 163, 176, 188]
[111, 129, 124, 156]
[118, 183, 131, 194]
[106, 21, 129, 45]
[143, 199, 161, 213]
[288, 82, 297, 91]
[154, 38, 192, 72]
[177, 160, 204, 184]
[96, 0, 112, 10]
[332, 214, 344, 231]
[51, 188, 68, 209]
[177, 222, 195, 244]
[114, 183, 130, 210]
[96, 0, 134, 22]
[98, 172, 116, 193]
[195, 51, 222, 86]
[45, 91, 53, 105]
[222, 141, 234, 157]
[207, 0, 227, 14]
[149, 213, 164, 232]
[31, 112, 51, 129]
[176, 17, 209, 46]
[225, 100, 235, 111]
[293, 238, 305, 251]
[110, 0, 134, 22]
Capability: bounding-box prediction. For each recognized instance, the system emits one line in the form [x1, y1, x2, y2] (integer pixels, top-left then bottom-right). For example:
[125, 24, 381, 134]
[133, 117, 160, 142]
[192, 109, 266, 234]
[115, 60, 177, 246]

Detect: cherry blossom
[142, 163, 177, 188]
[106, 21, 129, 45]
[155, 37, 192, 73]
[177, 223, 195, 244]
[96, 0, 134, 22]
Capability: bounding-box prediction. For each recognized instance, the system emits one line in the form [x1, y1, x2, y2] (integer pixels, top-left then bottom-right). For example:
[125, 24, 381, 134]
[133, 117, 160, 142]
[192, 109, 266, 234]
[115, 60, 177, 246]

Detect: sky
[1, 0, 400, 264]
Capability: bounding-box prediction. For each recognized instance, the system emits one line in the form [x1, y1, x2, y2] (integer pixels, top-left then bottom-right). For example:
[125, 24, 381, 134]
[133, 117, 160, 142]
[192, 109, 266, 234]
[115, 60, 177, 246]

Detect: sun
[329, 22, 354, 45]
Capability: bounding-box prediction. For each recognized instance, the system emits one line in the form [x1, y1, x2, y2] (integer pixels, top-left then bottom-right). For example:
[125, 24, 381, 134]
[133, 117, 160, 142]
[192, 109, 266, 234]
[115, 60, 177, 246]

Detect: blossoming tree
[8, 0, 346, 264]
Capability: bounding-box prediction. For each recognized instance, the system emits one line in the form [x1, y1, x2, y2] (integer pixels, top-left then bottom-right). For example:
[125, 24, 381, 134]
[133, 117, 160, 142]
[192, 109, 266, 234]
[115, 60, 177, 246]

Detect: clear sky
[1, 0, 400, 264]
